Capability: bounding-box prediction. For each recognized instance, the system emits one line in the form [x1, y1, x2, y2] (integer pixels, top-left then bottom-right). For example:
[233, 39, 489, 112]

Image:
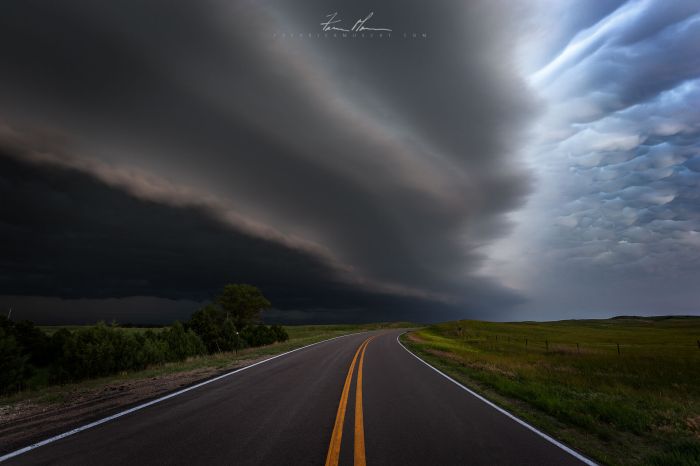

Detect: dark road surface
[3, 330, 592, 465]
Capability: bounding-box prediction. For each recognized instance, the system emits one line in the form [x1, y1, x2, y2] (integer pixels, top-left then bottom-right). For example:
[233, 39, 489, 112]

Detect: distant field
[37, 325, 164, 336]
[401, 317, 700, 466]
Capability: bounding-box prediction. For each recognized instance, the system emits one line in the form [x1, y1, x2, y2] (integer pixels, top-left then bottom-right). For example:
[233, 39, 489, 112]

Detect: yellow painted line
[354, 336, 375, 466]
[325, 337, 372, 466]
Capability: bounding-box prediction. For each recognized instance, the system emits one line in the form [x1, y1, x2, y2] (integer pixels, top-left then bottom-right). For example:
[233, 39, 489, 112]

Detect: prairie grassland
[401, 317, 700, 466]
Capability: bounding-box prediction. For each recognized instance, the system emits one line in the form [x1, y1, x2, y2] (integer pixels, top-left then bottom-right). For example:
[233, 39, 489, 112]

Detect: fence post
[576, 343, 580, 353]
[545, 340, 549, 352]
[525, 338, 528, 347]
[617, 343, 620, 356]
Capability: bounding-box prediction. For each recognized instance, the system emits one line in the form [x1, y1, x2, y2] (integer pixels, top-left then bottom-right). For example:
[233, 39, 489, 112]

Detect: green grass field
[401, 317, 700, 466]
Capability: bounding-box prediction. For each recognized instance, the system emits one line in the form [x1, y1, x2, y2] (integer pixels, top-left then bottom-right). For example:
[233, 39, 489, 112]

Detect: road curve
[4, 330, 590, 465]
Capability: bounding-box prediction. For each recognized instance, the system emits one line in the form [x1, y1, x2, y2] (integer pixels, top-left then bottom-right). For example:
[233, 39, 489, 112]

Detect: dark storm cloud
[0, 142, 473, 324]
[0, 0, 533, 321]
[0, 144, 329, 301]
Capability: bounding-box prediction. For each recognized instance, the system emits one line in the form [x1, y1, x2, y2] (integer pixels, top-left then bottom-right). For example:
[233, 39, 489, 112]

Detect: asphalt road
[4, 330, 590, 465]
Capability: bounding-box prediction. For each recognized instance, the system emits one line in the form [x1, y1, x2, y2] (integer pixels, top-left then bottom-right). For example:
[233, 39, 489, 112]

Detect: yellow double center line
[325, 336, 375, 466]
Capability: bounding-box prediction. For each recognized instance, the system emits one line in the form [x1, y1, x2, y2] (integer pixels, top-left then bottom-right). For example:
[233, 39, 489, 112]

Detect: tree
[222, 317, 239, 353]
[13, 320, 52, 365]
[187, 285, 275, 354]
[271, 324, 289, 343]
[188, 304, 226, 353]
[216, 284, 271, 331]
[0, 328, 32, 394]
[163, 321, 206, 361]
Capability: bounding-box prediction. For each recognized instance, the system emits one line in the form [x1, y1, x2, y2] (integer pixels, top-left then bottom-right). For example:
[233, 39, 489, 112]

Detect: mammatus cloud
[484, 0, 700, 318]
[0, 0, 533, 322]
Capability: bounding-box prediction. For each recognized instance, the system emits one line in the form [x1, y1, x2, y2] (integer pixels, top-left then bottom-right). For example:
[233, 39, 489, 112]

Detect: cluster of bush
[0, 284, 288, 395]
[0, 318, 206, 393]
[188, 305, 288, 353]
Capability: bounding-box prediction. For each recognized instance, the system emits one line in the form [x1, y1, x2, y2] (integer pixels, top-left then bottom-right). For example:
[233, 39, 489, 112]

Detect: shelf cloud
[1, 0, 698, 323]
[0, 0, 532, 322]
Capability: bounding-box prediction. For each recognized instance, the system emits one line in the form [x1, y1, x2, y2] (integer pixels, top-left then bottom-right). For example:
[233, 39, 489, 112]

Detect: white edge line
[396, 332, 598, 466]
[0, 331, 368, 463]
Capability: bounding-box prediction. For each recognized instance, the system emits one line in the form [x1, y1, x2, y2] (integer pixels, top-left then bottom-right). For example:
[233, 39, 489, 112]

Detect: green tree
[163, 321, 206, 360]
[271, 324, 289, 343]
[13, 320, 52, 366]
[189, 304, 226, 353]
[0, 328, 32, 394]
[217, 284, 271, 331]
[222, 317, 239, 353]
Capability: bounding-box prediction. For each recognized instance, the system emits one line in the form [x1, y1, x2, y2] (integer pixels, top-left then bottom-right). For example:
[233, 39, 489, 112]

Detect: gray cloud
[0, 0, 532, 322]
[0, 139, 472, 324]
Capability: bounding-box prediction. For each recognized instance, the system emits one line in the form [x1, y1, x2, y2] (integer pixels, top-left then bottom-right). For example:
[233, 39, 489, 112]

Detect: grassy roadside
[400, 318, 700, 466]
[2, 322, 409, 407]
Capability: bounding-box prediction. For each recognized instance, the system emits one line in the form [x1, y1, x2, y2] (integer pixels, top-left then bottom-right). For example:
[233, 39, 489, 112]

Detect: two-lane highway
[3, 330, 591, 465]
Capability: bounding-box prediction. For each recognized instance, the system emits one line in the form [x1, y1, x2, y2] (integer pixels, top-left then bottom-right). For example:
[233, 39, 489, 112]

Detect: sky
[0, 0, 699, 324]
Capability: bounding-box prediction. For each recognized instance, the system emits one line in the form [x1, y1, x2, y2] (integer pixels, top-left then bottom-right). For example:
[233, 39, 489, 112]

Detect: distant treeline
[0, 284, 288, 395]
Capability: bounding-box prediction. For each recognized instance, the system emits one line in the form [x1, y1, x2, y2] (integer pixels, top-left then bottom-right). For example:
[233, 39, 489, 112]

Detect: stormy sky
[1, 0, 699, 323]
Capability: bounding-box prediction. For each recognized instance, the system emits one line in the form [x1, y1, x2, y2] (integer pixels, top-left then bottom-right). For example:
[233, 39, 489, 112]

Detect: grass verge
[400, 317, 700, 466]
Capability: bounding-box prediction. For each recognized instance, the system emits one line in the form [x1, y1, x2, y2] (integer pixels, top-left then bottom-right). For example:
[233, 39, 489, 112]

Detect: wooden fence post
[545, 340, 549, 352]
[617, 343, 621, 356]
